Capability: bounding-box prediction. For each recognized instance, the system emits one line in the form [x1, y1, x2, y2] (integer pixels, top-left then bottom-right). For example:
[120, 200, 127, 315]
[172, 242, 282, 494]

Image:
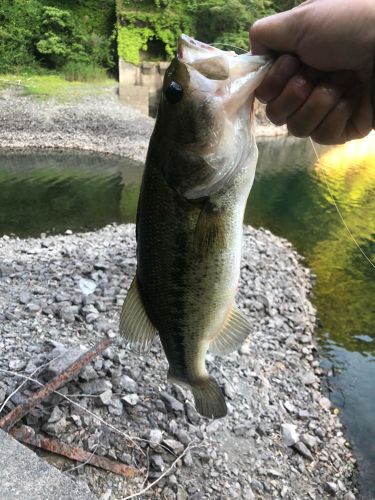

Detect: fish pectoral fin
[120, 275, 157, 352]
[193, 203, 227, 254]
[209, 305, 251, 356]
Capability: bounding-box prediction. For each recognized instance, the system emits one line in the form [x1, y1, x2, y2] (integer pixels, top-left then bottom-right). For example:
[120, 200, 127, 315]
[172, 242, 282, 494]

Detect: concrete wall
[119, 59, 169, 116]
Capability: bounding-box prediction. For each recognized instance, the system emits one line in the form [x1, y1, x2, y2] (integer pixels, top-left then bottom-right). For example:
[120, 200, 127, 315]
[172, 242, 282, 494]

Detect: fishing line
[210, 42, 248, 54]
[309, 137, 375, 272]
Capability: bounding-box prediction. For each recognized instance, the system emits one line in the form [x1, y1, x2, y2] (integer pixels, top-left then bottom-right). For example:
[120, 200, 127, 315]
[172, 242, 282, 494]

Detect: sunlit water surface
[0, 137, 374, 495]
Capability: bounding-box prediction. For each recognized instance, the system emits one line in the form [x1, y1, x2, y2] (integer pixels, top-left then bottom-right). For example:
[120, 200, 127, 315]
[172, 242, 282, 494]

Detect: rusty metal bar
[0, 338, 112, 432]
[10, 425, 138, 478]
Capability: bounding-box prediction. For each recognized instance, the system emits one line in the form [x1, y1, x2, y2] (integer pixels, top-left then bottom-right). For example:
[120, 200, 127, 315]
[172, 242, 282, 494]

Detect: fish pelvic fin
[209, 304, 251, 356]
[119, 275, 157, 352]
[191, 377, 227, 419]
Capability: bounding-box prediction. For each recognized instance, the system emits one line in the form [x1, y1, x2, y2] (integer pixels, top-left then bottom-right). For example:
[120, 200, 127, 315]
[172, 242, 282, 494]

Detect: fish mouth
[177, 34, 235, 63]
[177, 34, 271, 110]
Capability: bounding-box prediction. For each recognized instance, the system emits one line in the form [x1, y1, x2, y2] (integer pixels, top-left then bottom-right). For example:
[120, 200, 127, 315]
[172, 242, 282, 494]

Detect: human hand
[249, 0, 375, 144]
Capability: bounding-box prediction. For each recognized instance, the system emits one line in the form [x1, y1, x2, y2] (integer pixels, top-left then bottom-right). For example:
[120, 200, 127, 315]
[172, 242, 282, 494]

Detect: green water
[0, 141, 374, 495]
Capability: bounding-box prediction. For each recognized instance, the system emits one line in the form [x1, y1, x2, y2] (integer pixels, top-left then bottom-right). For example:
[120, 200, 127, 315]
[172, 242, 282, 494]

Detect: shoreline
[0, 86, 287, 163]
[0, 88, 357, 498]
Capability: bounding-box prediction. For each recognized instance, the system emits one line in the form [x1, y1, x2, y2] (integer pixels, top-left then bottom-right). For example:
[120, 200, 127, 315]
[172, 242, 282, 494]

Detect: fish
[120, 34, 271, 419]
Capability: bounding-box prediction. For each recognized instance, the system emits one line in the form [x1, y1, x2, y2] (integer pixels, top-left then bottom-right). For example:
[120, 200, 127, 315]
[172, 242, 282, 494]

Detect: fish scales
[120, 35, 271, 418]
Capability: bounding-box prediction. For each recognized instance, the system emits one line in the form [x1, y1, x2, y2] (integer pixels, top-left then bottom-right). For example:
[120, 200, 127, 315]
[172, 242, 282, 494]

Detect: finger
[265, 73, 314, 126]
[287, 84, 345, 138]
[250, 10, 302, 55]
[310, 95, 357, 145]
[346, 82, 373, 139]
[255, 54, 301, 103]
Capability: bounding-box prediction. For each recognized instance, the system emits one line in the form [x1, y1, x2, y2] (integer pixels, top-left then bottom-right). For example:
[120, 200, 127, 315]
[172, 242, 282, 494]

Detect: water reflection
[246, 135, 375, 356]
[0, 138, 375, 494]
[0, 150, 142, 236]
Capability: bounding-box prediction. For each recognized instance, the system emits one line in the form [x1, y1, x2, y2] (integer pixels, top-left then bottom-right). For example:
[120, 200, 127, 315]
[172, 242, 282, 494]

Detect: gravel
[0, 86, 154, 163]
[0, 85, 286, 164]
[0, 224, 357, 499]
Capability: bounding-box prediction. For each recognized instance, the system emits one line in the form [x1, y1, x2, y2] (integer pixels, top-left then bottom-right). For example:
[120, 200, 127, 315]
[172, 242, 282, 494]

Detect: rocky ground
[0, 224, 356, 499]
[0, 86, 286, 165]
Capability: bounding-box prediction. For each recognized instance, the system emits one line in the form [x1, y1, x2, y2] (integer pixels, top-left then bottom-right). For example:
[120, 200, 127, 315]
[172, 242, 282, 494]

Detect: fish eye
[164, 81, 183, 104]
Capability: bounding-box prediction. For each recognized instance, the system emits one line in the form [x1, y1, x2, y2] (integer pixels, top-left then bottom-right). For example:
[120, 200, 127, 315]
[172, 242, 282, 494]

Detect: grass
[0, 71, 116, 101]
[63, 62, 108, 83]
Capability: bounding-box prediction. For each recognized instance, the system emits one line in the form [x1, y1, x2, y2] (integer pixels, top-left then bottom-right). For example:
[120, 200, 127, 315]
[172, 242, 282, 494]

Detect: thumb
[250, 10, 303, 56]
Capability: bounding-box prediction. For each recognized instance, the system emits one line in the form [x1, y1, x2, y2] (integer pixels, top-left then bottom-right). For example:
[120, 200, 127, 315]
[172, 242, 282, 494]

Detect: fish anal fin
[210, 305, 251, 356]
[193, 203, 227, 254]
[119, 276, 157, 352]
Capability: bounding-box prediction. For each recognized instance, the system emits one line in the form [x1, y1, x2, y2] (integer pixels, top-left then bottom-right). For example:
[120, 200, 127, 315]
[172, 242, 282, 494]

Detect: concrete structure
[119, 59, 169, 116]
[0, 429, 96, 500]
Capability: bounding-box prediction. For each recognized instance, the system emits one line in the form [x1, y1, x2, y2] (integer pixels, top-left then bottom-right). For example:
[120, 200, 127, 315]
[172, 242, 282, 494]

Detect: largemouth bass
[120, 35, 270, 419]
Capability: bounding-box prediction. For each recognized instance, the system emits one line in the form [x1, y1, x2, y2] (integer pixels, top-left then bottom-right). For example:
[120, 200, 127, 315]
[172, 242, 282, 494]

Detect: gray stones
[122, 394, 139, 407]
[79, 278, 97, 295]
[43, 416, 67, 436]
[324, 481, 338, 496]
[98, 389, 113, 406]
[301, 433, 317, 450]
[48, 406, 63, 423]
[8, 359, 27, 371]
[60, 308, 76, 323]
[113, 374, 137, 393]
[44, 346, 84, 379]
[281, 423, 299, 447]
[149, 429, 163, 448]
[80, 378, 112, 395]
[108, 397, 123, 416]
[160, 392, 184, 413]
[301, 371, 316, 386]
[150, 454, 165, 472]
[79, 364, 98, 381]
[319, 397, 332, 411]
[0, 222, 357, 499]
[293, 441, 313, 460]
[19, 290, 31, 304]
[162, 438, 184, 455]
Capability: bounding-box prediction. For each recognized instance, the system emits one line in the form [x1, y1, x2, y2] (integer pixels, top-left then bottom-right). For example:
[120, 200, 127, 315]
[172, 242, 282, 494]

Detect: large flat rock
[0, 429, 96, 500]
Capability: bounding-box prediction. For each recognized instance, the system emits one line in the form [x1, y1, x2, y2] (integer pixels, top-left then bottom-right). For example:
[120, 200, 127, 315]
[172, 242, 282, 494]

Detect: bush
[0, 0, 42, 72]
[63, 61, 107, 82]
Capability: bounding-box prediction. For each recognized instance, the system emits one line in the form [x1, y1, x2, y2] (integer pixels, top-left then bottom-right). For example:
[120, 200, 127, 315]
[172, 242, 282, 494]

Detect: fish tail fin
[191, 377, 227, 419]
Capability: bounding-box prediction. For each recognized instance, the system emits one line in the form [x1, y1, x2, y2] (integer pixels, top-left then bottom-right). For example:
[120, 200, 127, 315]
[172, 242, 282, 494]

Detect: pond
[0, 138, 374, 496]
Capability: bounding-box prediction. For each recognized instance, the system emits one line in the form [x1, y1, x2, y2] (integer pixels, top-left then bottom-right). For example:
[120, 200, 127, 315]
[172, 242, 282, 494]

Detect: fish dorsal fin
[193, 203, 227, 254]
[120, 276, 157, 352]
[210, 304, 251, 355]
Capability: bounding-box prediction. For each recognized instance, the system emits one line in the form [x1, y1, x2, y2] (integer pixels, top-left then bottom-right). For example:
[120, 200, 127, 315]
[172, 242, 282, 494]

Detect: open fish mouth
[177, 34, 272, 112]
[178, 33, 271, 80]
[177, 34, 234, 63]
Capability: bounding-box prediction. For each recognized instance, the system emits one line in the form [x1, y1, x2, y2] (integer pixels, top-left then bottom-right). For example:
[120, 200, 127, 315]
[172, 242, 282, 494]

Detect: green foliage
[63, 61, 107, 82]
[0, 0, 42, 72]
[116, 1, 195, 64]
[116, 0, 284, 63]
[0, 0, 300, 73]
[117, 26, 153, 65]
[0, 0, 116, 74]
